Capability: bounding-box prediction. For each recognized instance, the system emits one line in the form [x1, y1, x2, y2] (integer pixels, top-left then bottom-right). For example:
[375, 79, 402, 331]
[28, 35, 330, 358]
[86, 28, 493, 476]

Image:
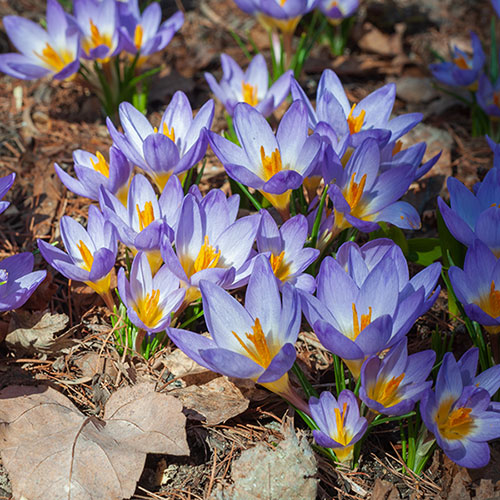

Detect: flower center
[392, 140, 403, 156]
[344, 172, 367, 212]
[260, 146, 283, 181]
[232, 317, 272, 368]
[477, 281, 500, 319]
[453, 55, 470, 70]
[134, 289, 163, 329]
[333, 402, 352, 446]
[154, 123, 176, 143]
[136, 201, 155, 231]
[134, 24, 143, 49]
[436, 398, 474, 440]
[77, 240, 94, 272]
[269, 250, 291, 282]
[369, 373, 405, 408]
[352, 303, 372, 340]
[83, 19, 113, 54]
[280, 0, 287, 5]
[242, 82, 258, 106]
[194, 235, 221, 273]
[90, 151, 110, 177]
[34, 43, 73, 72]
[347, 104, 366, 135]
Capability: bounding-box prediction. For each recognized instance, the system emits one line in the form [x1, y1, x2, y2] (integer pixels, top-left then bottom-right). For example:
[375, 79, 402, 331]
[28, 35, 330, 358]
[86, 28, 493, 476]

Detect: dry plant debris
[0, 383, 188, 500]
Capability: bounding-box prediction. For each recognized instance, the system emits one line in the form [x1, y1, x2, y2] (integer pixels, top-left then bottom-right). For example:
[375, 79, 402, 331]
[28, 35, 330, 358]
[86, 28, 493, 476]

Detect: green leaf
[436, 204, 466, 269]
[369, 222, 409, 255]
[407, 238, 442, 266]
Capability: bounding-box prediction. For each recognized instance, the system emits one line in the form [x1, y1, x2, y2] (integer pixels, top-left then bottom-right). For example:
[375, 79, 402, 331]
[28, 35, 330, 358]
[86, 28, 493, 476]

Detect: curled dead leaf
[6, 310, 74, 357]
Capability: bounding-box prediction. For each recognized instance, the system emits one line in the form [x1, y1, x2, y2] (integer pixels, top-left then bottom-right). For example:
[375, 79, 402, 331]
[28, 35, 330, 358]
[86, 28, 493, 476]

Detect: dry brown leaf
[0, 383, 188, 500]
[162, 347, 218, 387]
[171, 376, 249, 425]
[6, 310, 74, 357]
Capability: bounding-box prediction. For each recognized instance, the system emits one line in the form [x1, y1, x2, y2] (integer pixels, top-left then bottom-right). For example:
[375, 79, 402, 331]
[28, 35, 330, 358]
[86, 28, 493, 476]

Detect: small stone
[395, 77, 438, 104]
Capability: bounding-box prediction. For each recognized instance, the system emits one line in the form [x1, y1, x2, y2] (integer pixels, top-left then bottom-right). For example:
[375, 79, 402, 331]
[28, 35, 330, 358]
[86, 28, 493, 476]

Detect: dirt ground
[0, 0, 498, 499]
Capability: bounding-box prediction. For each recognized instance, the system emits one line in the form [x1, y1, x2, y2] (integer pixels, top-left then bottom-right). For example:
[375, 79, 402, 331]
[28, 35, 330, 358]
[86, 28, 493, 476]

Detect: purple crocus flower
[449, 240, 500, 335]
[55, 146, 133, 205]
[290, 69, 421, 153]
[314, 138, 421, 247]
[117, 251, 185, 334]
[168, 255, 308, 411]
[38, 205, 117, 309]
[429, 31, 485, 88]
[335, 239, 442, 319]
[457, 347, 500, 400]
[205, 54, 292, 118]
[257, 210, 319, 292]
[318, 0, 359, 22]
[300, 243, 440, 378]
[73, 0, 121, 61]
[108, 92, 214, 190]
[360, 338, 436, 416]
[309, 390, 367, 463]
[477, 73, 500, 118]
[161, 188, 261, 304]
[0, 253, 46, 312]
[100, 173, 184, 274]
[118, 0, 183, 57]
[438, 168, 500, 255]
[233, 0, 318, 34]
[0, 0, 80, 80]
[209, 101, 322, 219]
[420, 352, 500, 468]
[0, 173, 15, 215]
[492, 0, 500, 17]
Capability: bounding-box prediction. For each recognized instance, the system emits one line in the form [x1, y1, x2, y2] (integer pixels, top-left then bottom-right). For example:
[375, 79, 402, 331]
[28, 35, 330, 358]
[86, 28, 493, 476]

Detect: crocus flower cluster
[0, 0, 184, 81]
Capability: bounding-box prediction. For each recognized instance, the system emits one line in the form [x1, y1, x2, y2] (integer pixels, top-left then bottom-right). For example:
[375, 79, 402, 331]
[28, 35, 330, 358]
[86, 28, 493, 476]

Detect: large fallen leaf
[6, 310, 74, 357]
[0, 383, 188, 500]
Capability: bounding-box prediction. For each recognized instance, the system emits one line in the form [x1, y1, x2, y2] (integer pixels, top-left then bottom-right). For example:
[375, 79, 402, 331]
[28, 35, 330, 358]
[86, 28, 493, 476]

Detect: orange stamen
[345, 173, 367, 211]
[232, 317, 272, 368]
[352, 303, 372, 339]
[260, 146, 283, 180]
[347, 104, 366, 135]
[242, 82, 258, 106]
[136, 201, 155, 231]
[134, 24, 143, 50]
[134, 289, 162, 328]
[90, 151, 110, 177]
[436, 398, 474, 440]
[453, 55, 469, 70]
[34, 42, 73, 72]
[77, 240, 94, 272]
[194, 235, 221, 273]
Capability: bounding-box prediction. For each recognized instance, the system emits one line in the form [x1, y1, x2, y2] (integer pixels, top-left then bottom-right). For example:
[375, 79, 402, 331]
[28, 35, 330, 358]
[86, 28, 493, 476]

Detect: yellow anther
[392, 140, 403, 156]
[260, 146, 283, 180]
[333, 402, 350, 445]
[194, 235, 221, 273]
[232, 317, 272, 368]
[77, 240, 94, 272]
[345, 173, 367, 211]
[352, 303, 372, 340]
[162, 122, 176, 142]
[90, 151, 110, 177]
[242, 81, 258, 106]
[371, 373, 405, 408]
[134, 24, 143, 50]
[136, 201, 155, 231]
[453, 55, 469, 70]
[347, 103, 366, 135]
[478, 281, 500, 319]
[82, 19, 112, 55]
[134, 289, 163, 329]
[34, 42, 73, 72]
[280, 0, 287, 5]
[269, 250, 291, 282]
[436, 398, 474, 440]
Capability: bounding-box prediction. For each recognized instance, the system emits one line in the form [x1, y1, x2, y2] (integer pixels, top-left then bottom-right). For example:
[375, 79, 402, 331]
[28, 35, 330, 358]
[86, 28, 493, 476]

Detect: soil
[0, 0, 497, 499]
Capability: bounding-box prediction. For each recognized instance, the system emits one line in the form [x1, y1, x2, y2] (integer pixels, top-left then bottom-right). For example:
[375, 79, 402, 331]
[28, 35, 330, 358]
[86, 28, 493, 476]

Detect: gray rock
[395, 76, 438, 104]
[213, 422, 318, 500]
